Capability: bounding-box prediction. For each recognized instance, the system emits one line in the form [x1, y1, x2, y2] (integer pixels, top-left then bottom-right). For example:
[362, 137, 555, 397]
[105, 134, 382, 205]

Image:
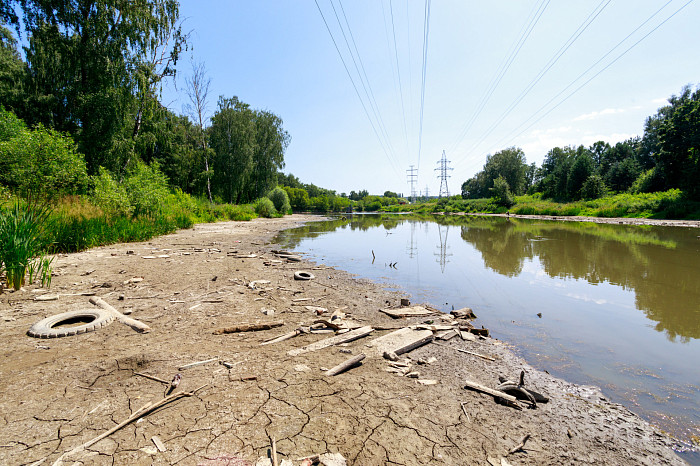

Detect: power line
[491, 0, 690, 152]
[447, 0, 550, 154]
[406, 165, 418, 201]
[417, 0, 431, 171]
[435, 150, 453, 197]
[313, 0, 403, 178]
[389, 0, 410, 156]
[454, 0, 612, 166]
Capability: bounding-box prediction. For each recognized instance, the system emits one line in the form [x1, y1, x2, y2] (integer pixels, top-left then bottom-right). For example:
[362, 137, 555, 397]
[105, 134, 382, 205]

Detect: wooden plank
[464, 379, 518, 403]
[287, 326, 374, 356]
[325, 354, 366, 376]
[367, 328, 433, 355]
[394, 334, 434, 355]
[151, 435, 166, 452]
[379, 306, 436, 318]
[260, 329, 300, 346]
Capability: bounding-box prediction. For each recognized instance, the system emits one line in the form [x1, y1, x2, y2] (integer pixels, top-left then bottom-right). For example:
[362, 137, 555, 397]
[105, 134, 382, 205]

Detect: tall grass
[0, 202, 53, 290]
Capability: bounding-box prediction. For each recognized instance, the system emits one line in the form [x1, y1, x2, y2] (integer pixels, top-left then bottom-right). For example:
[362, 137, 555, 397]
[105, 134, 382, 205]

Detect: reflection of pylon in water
[434, 224, 452, 273]
[407, 221, 417, 259]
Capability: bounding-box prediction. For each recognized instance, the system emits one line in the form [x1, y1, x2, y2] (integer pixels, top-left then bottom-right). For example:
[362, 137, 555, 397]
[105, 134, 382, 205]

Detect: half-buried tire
[294, 271, 315, 281]
[28, 309, 114, 338]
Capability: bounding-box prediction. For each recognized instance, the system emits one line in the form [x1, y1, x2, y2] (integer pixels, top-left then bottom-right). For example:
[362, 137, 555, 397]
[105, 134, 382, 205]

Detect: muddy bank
[0, 215, 687, 465]
[460, 212, 700, 228]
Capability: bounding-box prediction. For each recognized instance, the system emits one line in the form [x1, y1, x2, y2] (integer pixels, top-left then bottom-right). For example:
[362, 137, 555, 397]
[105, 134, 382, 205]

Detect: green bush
[490, 176, 515, 207]
[92, 168, 132, 216]
[254, 197, 277, 218]
[124, 161, 170, 216]
[267, 186, 291, 214]
[0, 119, 88, 203]
[0, 202, 53, 290]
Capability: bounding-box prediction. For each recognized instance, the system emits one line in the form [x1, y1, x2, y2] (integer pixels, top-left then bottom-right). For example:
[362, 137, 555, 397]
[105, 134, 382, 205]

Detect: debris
[122, 277, 144, 285]
[469, 327, 490, 337]
[178, 357, 219, 370]
[417, 379, 438, 385]
[325, 353, 365, 376]
[288, 326, 374, 356]
[240, 375, 257, 381]
[436, 329, 458, 340]
[507, 433, 531, 455]
[383, 351, 399, 361]
[417, 357, 437, 365]
[497, 371, 549, 403]
[260, 309, 275, 316]
[392, 333, 434, 356]
[294, 364, 311, 372]
[379, 306, 435, 318]
[166, 373, 182, 395]
[463, 379, 520, 408]
[294, 271, 315, 281]
[213, 321, 284, 334]
[451, 307, 476, 319]
[537, 312, 542, 318]
[221, 361, 242, 369]
[134, 372, 170, 385]
[434, 342, 496, 361]
[249, 280, 271, 289]
[400, 298, 410, 306]
[34, 294, 59, 302]
[89, 296, 151, 333]
[405, 371, 420, 378]
[151, 435, 166, 452]
[367, 327, 433, 355]
[261, 329, 302, 346]
[50, 384, 207, 465]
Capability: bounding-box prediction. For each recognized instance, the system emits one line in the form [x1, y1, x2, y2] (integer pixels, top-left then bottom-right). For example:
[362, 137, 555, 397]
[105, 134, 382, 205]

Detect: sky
[161, 0, 700, 197]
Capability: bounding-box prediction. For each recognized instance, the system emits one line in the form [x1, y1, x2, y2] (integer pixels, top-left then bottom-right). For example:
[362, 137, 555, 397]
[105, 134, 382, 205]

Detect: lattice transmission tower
[406, 165, 418, 202]
[435, 150, 453, 198]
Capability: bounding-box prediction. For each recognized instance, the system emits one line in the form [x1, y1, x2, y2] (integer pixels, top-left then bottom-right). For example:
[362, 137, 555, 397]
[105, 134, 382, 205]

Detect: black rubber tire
[294, 271, 315, 281]
[27, 309, 114, 339]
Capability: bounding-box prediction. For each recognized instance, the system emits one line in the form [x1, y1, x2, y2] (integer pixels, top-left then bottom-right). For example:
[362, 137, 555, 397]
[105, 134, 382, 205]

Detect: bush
[581, 174, 607, 200]
[92, 168, 132, 216]
[490, 176, 515, 207]
[124, 161, 170, 216]
[254, 197, 277, 218]
[268, 186, 291, 214]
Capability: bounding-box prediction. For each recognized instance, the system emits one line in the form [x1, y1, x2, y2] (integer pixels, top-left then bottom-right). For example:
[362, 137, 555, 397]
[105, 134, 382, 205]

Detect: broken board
[379, 306, 436, 318]
[287, 326, 374, 356]
[366, 327, 433, 356]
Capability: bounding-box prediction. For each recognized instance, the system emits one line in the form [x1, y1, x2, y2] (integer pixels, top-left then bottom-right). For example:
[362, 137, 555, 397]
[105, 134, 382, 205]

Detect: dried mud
[0, 215, 688, 465]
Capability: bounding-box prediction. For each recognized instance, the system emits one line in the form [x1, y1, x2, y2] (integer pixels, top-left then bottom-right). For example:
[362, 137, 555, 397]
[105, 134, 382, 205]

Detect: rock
[319, 452, 347, 466]
[261, 308, 275, 316]
[383, 351, 399, 361]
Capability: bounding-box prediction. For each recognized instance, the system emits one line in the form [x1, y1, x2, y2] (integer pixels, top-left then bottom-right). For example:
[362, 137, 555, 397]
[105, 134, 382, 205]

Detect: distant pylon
[406, 165, 418, 202]
[424, 185, 430, 199]
[435, 150, 453, 198]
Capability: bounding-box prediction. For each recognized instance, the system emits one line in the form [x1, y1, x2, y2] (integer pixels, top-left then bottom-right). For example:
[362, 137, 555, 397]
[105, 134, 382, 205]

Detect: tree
[0, 24, 25, 114]
[490, 175, 514, 207]
[184, 61, 213, 202]
[567, 152, 594, 199]
[249, 109, 289, 200]
[483, 147, 528, 195]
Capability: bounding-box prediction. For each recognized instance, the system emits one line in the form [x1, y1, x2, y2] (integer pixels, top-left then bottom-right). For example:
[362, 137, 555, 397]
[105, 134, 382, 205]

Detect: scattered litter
[379, 306, 435, 318]
[142, 256, 157, 259]
[288, 326, 374, 356]
[417, 379, 438, 385]
[151, 435, 166, 452]
[294, 364, 311, 372]
[325, 353, 365, 376]
[249, 280, 271, 289]
[34, 294, 59, 302]
[294, 271, 315, 281]
[140, 446, 158, 455]
[122, 277, 144, 285]
[260, 309, 275, 316]
[178, 357, 219, 370]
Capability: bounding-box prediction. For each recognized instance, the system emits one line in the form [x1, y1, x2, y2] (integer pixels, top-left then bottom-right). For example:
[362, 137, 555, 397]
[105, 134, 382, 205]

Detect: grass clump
[0, 202, 54, 290]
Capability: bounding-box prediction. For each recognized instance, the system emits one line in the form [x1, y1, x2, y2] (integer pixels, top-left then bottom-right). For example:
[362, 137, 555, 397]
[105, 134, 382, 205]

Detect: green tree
[490, 175, 514, 207]
[483, 147, 528, 195]
[0, 24, 25, 114]
[567, 152, 594, 199]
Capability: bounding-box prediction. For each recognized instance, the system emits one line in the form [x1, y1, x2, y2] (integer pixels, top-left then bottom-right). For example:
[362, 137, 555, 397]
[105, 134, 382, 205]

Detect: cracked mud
[0, 215, 687, 465]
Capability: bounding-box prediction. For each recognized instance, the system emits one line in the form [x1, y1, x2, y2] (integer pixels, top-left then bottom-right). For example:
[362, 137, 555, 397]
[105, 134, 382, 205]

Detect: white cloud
[573, 108, 625, 121]
[651, 97, 668, 105]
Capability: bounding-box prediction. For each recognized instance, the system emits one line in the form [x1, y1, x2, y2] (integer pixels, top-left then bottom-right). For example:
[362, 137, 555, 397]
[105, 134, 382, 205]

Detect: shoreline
[441, 211, 700, 228]
[0, 214, 691, 465]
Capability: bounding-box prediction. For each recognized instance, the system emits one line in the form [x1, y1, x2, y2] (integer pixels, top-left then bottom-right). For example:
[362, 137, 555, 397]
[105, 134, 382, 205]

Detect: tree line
[461, 85, 700, 205]
[0, 0, 289, 206]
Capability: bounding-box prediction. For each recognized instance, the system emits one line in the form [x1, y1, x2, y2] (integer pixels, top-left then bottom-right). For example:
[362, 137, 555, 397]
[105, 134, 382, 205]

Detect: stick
[51, 385, 207, 465]
[271, 436, 278, 466]
[325, 354, 366, 376]
[134, 372, 169, 385]
[508, 434, 531, 455]
[178, 357, 218, 370]
[460, 401, 471, 423]
[260, 329, 300, 346]
[463, 379, 519, 404]
[213, 321, 284, 334]
[434, 342, 496, 361]
[89, 297, 151, 333]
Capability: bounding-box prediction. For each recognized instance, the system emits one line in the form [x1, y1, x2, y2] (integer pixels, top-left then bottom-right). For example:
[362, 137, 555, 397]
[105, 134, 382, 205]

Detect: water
[276, 214, 700, 448]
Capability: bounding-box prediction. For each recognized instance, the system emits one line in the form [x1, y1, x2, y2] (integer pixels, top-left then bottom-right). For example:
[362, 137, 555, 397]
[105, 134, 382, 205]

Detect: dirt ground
[0, 215, 690, 465]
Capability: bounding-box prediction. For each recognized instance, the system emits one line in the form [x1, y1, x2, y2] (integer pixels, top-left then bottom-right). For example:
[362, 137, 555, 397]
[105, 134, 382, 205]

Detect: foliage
[567, 152, 594, 199]
[267, 186, 290, 214]
[0, 110, 88, 203]
[91, 168, 132, 216]
[124, 161, 170, 216]
[0, 202, 53, 290]
[462, 147, 528, 199]
[580, 174, 607, 200]
[283, 186, 310, 211]
[490, 176, 515, 207]
[254, 197, 277, 218]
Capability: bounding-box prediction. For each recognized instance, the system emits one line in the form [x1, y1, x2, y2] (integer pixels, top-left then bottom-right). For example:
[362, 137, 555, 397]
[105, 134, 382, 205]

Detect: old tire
[294, 271, 315, 281]
[28, 309, 114, 339]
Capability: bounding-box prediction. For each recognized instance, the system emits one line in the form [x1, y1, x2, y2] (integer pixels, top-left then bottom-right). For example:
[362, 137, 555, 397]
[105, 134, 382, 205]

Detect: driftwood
[151, 435, 166, 452]
[463, 379, 520, 406]
[288, 326, 374, 356]
[325, 354, 366, 376]
[178, 358, 218, 370]
[394, 334, 434, 355]
[50, 384, 207, 465]
[134, 372, 169, 385]
[213, 321, 284, 334]
[434, 342, 496, 361]
[507, 434, 531, 455]
[89, 297, 151, 333]
[271, 436, 279, 466]
[260, 329, 301, 346]
[379, 306, 435, 318]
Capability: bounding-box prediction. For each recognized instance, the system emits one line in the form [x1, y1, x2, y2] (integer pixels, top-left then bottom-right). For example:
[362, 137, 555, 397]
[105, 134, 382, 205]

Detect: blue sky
[162, 0, 700, 196]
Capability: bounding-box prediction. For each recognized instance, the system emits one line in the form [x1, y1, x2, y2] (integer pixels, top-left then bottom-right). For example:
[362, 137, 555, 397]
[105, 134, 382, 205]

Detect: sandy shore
[0, 215, 688, 465]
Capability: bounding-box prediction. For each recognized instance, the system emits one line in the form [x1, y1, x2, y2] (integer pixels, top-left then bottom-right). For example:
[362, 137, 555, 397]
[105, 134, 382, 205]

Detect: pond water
[276, 214, 700, 448]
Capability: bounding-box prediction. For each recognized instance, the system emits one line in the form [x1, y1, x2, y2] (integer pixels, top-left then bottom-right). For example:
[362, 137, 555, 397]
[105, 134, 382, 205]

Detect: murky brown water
[277, 214, 700, 448]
